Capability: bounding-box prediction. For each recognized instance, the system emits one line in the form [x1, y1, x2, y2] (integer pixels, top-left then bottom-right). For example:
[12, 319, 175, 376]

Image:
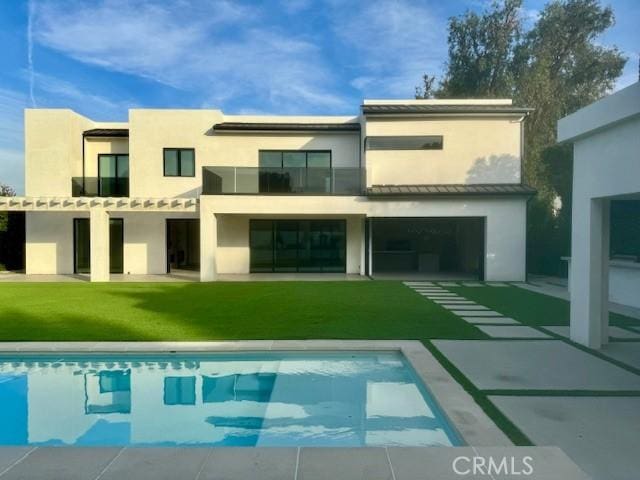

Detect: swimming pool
[0, 351, 461, 447]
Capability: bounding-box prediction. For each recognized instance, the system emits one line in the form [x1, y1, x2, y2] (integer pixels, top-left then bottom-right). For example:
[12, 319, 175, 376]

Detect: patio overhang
[0, 196, 199, 212]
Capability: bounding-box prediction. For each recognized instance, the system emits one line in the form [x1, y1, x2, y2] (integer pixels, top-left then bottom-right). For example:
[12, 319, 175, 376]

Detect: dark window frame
[365, 136, 444, 151]
[97, 153, 129, 197]
[163, 148, 196, 177]
[258, 150, 332, 168]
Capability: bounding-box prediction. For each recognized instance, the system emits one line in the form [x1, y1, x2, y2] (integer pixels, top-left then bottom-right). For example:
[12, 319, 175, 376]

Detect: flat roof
[362, 104, 533, 115]
[83, 128, 129, 137]
[366, 184, 537, 197]
[212, 122, 360, 132]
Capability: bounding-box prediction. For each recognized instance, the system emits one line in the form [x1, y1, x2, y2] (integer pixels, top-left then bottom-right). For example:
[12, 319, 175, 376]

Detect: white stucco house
[558, 82, 640, 349]
[1, 99, 535, 282]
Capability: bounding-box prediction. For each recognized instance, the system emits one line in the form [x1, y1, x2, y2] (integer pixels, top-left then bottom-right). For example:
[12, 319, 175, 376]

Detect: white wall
[25, 211, 87, 274]
[364, 116, 522, 186]
[201, 195, 527, 281]
[214, 214, 363, 275]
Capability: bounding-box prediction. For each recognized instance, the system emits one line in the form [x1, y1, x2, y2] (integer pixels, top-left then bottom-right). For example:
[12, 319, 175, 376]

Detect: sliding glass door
[73, 218, 124, 274]
[98, 154, 129, 197]
[74, 219, 90, 274]
[250, 220, 346, 273]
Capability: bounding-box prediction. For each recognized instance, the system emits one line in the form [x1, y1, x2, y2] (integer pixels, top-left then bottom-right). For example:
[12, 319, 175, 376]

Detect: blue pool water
[0, 351, 461, 447]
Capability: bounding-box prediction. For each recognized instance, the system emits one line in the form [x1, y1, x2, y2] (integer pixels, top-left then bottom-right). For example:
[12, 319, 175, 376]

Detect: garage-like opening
[371, 217, 485, 280]
[166, 219, 200, 273]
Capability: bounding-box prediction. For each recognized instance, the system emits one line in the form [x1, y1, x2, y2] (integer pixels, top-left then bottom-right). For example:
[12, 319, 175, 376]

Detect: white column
[360, 216, 366, 276]
[367, 218, 373, 276]
[200, 213, 217, 281]
[570, 197, 610, 348]
[90, 208, 110, 282]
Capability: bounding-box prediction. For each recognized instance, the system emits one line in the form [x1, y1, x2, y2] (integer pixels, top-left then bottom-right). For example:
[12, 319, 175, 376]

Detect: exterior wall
[128, 110, 360, 198]
[214, 214, 363, 275]
[25, 210, 197, 275]
[25, 110, 92, 196]
[364, 117, 522, 186]
[25, 211, 88, 274]
[201, 195, 527, 281]
[84, 138, 129, 178]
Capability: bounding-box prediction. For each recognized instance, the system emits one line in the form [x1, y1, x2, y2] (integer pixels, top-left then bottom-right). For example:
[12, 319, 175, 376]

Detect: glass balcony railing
[72, 177, 130, 197]
[202, 166, 364, 195]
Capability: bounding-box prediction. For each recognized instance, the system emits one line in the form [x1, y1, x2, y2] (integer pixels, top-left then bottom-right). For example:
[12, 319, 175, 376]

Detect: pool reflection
[0, 353, 460, 447]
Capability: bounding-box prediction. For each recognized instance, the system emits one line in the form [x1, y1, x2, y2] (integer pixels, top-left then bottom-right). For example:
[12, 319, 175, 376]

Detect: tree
[0, 183, 16, 232]
[415, 0, 626, 275]
[415, 74, 437, 99]
[438, 0, 522, 98]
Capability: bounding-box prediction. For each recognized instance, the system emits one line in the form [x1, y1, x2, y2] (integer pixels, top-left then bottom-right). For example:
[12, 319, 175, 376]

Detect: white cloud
[31, 0, 350, 113]
[330, 0, 448, 97]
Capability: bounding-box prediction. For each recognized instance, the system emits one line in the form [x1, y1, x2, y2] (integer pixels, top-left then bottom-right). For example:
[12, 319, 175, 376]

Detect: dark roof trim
[362, 104, 533, 116]
[212, 122, 360, 132]
[83, 128, 129, 137]
[366, 184, 537, 197]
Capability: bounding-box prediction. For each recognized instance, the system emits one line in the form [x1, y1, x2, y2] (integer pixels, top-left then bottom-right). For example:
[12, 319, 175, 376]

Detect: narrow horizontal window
[365, 136, 443, 150]
[164, 148, 195, 177]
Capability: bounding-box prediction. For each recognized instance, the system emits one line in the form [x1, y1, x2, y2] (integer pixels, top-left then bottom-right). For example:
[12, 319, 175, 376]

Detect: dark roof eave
[362, 105, 533, 116]
[83, 128, 129, 137]
[212, 122, 361, 133]
[366, 184, 537, 197]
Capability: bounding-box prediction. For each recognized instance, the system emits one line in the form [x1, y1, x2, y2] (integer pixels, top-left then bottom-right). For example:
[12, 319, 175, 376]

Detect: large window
[98, 154, 129, 196]
[164, 148, 195, 177]
[258, 150, 331, 193]
[250, 219, 346, 273]
[365, 136, 443, 150]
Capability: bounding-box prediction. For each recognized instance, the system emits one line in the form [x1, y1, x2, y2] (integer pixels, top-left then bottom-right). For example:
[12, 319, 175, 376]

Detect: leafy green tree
[0, 183, 15, 232]
[416, 0, 626, 274]
[438, 0, 522, 98]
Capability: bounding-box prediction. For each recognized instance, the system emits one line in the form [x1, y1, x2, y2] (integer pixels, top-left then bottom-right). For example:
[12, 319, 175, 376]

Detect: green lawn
[0, 281, 485, 341]
[448, 284, 640, 327]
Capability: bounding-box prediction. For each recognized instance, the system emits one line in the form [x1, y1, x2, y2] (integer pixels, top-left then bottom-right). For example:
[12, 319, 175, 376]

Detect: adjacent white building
[1, 99, 535, 282]
[558, 82, 640, 348]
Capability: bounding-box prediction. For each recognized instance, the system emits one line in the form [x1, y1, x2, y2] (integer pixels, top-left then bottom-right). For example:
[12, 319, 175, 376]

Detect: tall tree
[0, 183, 15, 232]
[438, 0, 522, 98]
[416, 0, 626, 274]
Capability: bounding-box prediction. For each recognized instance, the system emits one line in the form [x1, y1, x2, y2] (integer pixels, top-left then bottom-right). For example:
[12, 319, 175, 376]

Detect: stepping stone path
[402, 281, 537, 334]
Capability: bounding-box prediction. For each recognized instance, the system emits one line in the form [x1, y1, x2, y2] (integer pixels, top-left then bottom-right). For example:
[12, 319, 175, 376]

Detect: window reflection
[85, 370, 131, 414]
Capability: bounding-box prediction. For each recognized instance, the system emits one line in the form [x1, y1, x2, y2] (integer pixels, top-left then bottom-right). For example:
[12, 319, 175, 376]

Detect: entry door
[109, 219, 124, 274]
[74, 219, 90, 274]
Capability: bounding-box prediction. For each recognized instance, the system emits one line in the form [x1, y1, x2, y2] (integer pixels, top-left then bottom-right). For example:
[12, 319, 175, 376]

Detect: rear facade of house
[7, 99, 534, 281]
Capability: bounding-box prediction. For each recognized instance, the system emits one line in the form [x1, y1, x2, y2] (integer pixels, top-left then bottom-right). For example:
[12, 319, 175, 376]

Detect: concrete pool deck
[0, 340, 591, 479]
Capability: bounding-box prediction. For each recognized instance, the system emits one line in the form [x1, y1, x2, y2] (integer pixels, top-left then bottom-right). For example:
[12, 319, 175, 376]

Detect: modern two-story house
[2, 99, 534, 282]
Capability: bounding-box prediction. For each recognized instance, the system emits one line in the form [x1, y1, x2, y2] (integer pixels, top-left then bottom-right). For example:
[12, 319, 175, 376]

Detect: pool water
[0, 351, 461, 447]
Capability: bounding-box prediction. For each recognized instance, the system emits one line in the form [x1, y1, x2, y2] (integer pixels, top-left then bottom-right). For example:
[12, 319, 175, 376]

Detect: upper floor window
[164, 148, 195, 177]
[259, 150, 331, 168]
[98, 154, 129, 197]
[365, 136, 443, 150]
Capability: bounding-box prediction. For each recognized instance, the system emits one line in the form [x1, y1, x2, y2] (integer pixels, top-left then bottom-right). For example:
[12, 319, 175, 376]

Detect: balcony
[202, 167, 364, 195]
[72, 177, 129, 197]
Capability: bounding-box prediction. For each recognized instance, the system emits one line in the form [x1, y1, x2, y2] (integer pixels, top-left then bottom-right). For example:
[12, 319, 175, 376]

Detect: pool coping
[0, 339, 511, 447]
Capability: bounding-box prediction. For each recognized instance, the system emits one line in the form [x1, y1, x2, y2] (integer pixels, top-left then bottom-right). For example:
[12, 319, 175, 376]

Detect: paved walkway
[0, 446, 588, 480]
[404, 281, 640, 480]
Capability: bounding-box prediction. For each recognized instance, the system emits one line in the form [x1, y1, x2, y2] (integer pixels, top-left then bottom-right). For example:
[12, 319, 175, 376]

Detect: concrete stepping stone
[486, 282, 510, 287]
[437, 282, 459, 287]
[461, 282, 484, 287]
[441, 304, 488, 311]
[433, 339, 640, 391]
[451, 310, 500, 316]
[432, 299, 474, 304]
[412, 288, 446, 292]
[477, 325, 551, 338]
[462, 317, 519, 324]
[544, 325, 640, 341]
[403, 281, 434, 286]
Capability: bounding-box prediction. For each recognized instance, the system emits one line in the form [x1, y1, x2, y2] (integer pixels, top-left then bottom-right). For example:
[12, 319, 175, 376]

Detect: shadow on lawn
[0, 282, 486, 342]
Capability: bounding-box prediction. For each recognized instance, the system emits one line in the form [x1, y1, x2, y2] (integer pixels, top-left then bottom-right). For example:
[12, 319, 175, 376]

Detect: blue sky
[0, 0, 638, 193]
